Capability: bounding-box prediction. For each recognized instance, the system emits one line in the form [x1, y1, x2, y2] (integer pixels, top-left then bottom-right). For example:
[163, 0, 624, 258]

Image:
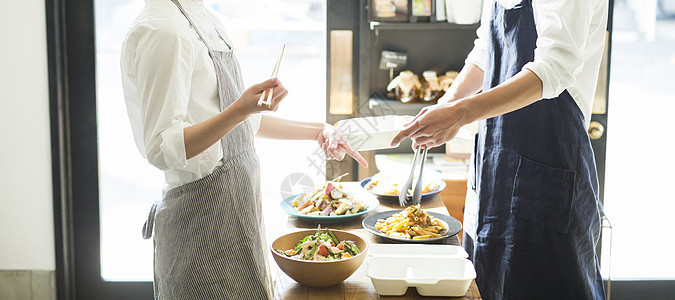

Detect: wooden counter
[271, 182, 481, 300]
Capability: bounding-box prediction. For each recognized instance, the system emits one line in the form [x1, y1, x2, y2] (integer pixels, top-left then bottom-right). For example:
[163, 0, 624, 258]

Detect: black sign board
[379, 50, 408, 70]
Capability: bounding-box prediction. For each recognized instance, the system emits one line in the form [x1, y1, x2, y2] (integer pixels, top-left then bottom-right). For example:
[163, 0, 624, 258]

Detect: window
[600, 0, 675, 280]
[95, 0, 327, 281]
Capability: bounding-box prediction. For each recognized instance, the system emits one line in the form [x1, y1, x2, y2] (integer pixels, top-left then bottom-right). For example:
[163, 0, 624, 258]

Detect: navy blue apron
[462, 1, 606, 299]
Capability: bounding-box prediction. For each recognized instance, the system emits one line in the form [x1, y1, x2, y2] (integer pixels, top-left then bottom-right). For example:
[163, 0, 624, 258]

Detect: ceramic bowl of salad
[271, 226, 369, 287]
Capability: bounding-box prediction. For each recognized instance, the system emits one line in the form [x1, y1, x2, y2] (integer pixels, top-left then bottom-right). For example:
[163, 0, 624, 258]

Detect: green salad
[274, 226, 360, 261]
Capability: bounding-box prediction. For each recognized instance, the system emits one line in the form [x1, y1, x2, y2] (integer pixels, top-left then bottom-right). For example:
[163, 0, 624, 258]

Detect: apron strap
[170, 0, 218, 56]
[142, 202, 159, 239]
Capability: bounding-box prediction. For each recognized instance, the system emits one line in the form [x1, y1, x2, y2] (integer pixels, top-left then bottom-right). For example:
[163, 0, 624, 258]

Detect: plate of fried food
[362, 205, 462, 243]
[360, 172, 446, 203]
[281, 174, 379, 223]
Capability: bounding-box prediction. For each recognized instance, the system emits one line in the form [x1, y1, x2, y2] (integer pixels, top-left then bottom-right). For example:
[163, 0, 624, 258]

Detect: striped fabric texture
[153, 151, 272, 299]
[143, 1, 274, 298]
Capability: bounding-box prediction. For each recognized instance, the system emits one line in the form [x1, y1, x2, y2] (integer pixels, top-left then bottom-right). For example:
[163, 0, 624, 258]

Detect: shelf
[368, 98, 432, 117]
[369, 21, 479, 31]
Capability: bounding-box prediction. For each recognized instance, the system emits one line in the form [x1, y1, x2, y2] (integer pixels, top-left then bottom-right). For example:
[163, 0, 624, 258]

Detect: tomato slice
[317, 245, 328, 257]
[337, 243, 344, 250]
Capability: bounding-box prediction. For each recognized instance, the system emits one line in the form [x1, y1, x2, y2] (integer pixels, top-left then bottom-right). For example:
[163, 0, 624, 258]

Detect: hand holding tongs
[398, 145, 429, 207]
[257, 45, 286, 107]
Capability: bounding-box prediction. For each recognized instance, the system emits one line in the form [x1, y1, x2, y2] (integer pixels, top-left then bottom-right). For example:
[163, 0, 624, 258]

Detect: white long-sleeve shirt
[121, 0, 261, 189]
[465, 0, 608, 126]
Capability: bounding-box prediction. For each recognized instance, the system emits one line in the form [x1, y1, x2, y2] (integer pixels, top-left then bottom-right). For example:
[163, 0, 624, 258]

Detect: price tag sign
[379, 50, 407, 70]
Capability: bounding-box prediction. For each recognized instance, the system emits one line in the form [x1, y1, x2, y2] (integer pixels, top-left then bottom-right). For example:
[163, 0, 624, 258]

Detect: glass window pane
[600, 0, 675, 280]
[96, 0, 327, 281]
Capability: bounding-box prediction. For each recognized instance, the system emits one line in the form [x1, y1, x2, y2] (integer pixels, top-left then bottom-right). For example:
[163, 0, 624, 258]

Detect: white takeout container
[336, 115, 413, 151]
[368, 244, 469, 259]
[367, 256, 476, 297]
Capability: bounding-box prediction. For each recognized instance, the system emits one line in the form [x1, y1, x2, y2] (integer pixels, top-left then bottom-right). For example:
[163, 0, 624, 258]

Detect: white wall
[0, 0, 55, 270]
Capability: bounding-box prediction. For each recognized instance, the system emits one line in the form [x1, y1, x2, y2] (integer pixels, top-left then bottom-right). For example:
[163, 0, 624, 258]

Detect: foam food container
[336, 115, 414, 151]
[367, 256, 476, 297]
[368, 244, 469, 259]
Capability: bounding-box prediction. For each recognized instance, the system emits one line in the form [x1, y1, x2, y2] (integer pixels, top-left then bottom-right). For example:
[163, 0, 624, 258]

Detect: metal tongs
[257, 45, 286, 107]
[398, 145, 429, 207]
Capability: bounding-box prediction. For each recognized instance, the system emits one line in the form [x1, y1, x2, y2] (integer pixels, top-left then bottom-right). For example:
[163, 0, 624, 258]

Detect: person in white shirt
[392, 0, 608, 299]
[121, 0, 366, 299]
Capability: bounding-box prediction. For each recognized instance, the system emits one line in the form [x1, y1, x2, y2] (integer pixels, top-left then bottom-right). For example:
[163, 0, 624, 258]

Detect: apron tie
[142, 202, 159, 239]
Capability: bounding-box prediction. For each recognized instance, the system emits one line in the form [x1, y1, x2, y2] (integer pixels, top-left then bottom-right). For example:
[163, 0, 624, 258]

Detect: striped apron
[142, 1, 273, 299]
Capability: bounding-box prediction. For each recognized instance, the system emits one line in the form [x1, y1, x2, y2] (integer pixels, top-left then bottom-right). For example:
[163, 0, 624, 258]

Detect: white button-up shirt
[121, 0, 261, 189]
[466, 0, 609, 126]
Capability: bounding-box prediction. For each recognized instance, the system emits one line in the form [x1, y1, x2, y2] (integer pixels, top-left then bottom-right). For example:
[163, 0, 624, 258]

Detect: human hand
[316, 124, 368, 168]
[437, 90, 462, 104]
[437, 92, 454, 104]
[390, 102, 469, 149]
[232, 77, 288, 115]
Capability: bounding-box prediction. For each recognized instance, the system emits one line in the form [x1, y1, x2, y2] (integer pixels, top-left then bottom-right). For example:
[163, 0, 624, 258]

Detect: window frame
[47, 0, 153, 298]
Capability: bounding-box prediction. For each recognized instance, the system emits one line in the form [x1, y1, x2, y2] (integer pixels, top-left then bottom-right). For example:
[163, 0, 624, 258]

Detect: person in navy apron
[121, 0, 367, 299]
[391, 0, 608, 299]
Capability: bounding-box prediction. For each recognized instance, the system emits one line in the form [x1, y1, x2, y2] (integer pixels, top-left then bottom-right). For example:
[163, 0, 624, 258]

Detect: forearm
[257, 115, 324, 140]
[457, 69, 543, 124]
[441, 63, 485, 102]
[183, 105, 249, 160]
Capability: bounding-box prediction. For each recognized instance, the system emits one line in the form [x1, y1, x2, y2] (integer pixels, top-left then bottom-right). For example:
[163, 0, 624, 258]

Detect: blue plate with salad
[280, 179, 379, 223]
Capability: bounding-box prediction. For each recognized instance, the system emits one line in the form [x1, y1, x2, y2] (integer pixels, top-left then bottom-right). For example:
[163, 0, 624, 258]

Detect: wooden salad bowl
[271, 229, 369, 287]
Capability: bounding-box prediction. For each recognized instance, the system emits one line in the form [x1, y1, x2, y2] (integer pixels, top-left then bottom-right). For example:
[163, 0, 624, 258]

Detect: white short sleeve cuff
[523, 61, 568, 100]
[465, 54, 486, 72]
[159, 120, 190, 169]
[248, 113, 262, 134]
